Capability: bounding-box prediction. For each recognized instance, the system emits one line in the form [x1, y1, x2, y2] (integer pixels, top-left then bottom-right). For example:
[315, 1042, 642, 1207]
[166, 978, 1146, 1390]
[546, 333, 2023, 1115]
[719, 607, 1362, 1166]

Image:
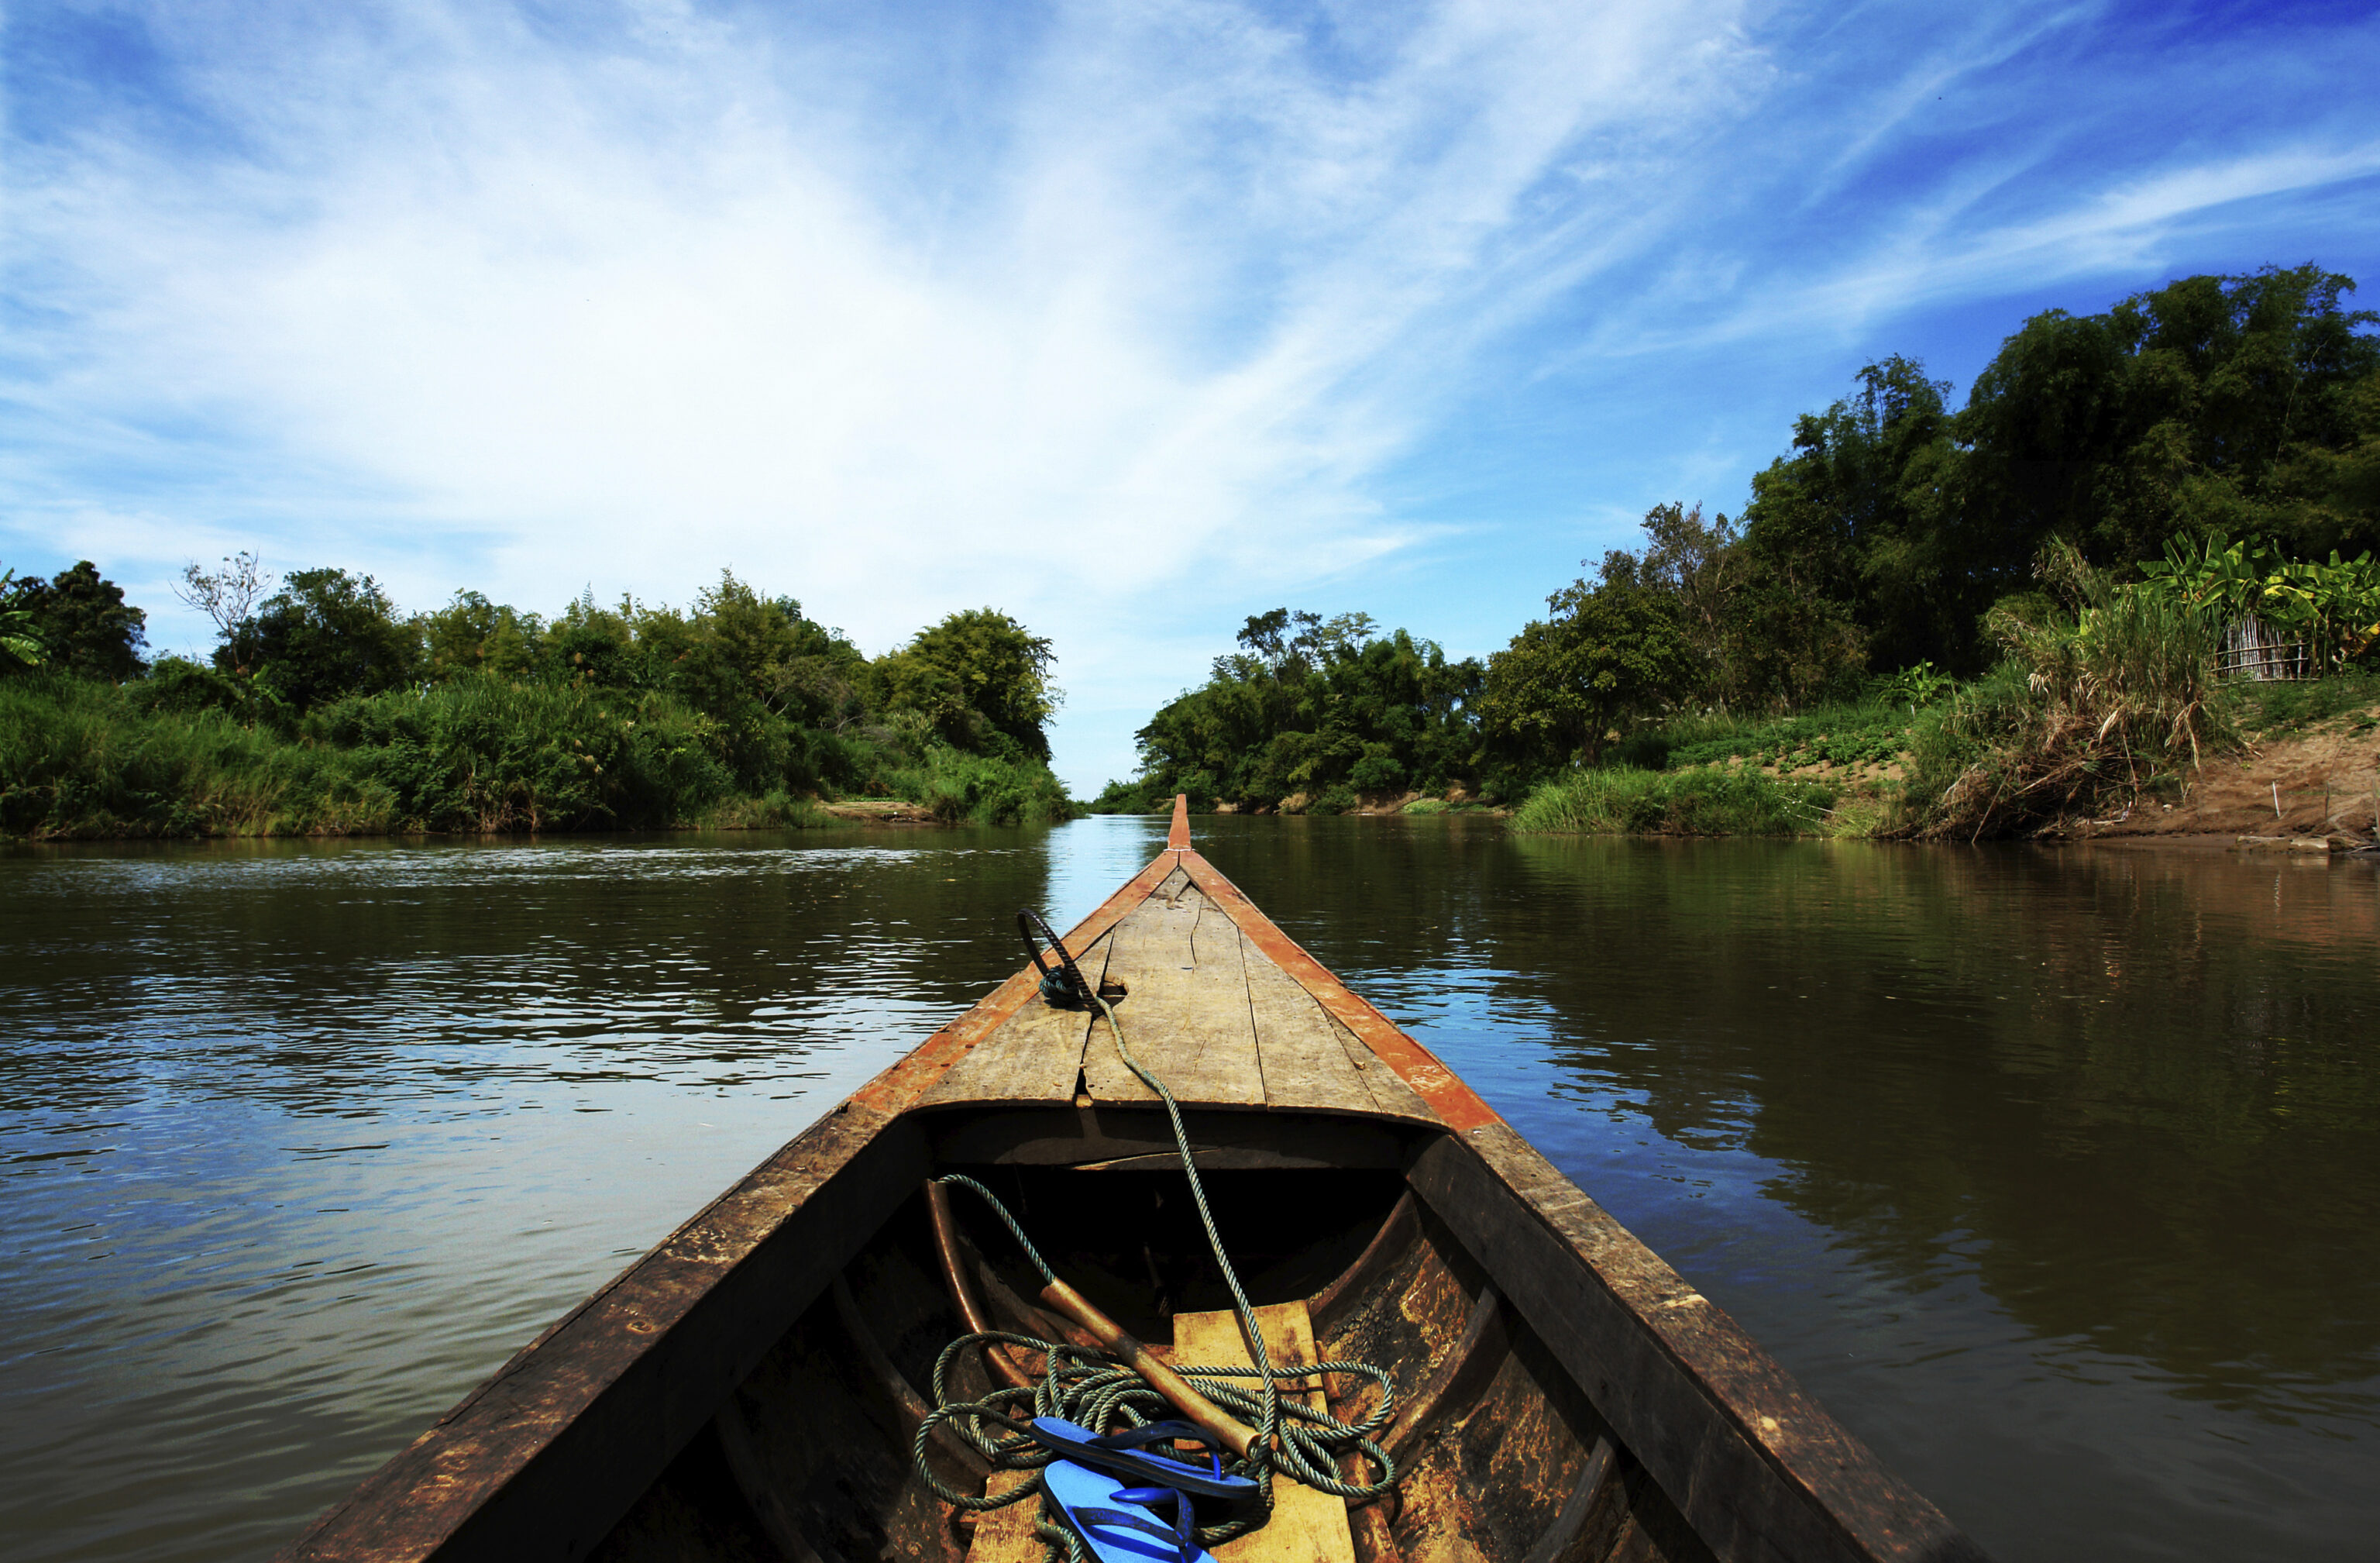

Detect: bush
[1306, 784, 1359, 815]
[0, 674, 394, 838]
[1510, 766, 1835, 835]
[302, 676, 735, 831]
[1894, 567, 2232, 838]
[887, 745, 1077, 825]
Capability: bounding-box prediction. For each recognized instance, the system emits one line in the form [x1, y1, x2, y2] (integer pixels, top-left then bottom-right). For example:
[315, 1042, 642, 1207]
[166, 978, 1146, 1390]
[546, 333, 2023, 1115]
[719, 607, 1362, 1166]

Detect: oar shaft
[1038, 1279, 1260, 1458]
[924, 1182, 1037, 1390]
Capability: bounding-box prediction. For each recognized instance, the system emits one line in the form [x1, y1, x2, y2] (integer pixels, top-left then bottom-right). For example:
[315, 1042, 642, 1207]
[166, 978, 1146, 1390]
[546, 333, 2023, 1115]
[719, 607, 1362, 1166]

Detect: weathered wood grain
[1306, 1191, 1419, 1340]
[851, 842, 1182, 1119]
[1408, 1129, 1988, 1563]
[1081, 887, 1268, 1108]
[965, 1472, 1046, 1563]
[919, 936, 1110, 1108]
[1243, 933, 1387, 1114]
[1178, 850, 1489, 1130]
[1171, 1302, 1357, 1563]
[714, 1396, 832, 1563]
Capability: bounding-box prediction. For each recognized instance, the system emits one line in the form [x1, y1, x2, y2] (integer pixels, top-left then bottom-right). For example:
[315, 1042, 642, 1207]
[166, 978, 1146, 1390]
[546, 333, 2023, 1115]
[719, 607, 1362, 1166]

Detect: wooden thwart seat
[964, 1470, 1044, 1563]
[1171, 1302, 1357, 1563]
[967, 1302, 1356, 1563]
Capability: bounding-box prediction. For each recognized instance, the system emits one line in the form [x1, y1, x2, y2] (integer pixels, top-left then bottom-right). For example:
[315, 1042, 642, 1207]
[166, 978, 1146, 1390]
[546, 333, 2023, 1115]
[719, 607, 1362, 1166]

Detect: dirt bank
[2074, 705, 2380, 843]
[816, 799, 943, 825]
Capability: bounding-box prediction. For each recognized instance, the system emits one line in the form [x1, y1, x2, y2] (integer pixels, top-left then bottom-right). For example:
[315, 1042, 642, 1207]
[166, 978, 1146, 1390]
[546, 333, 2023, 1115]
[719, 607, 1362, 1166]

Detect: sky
[5, 1, 2378, 794]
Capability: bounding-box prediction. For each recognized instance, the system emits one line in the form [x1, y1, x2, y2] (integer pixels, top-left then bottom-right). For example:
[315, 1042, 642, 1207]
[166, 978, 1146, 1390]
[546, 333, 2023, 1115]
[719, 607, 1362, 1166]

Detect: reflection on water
[2, 819, 2374, 1561]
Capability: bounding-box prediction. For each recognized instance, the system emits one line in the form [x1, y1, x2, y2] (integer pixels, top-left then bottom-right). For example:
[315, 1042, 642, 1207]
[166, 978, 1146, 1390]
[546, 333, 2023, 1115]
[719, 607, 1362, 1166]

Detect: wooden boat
[281, 798, 1988, 1563]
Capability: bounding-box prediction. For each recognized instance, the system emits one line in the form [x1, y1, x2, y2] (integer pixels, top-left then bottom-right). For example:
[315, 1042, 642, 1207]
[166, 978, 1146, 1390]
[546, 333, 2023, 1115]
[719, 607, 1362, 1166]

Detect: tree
[1959, 264, 2380, 565]
[420, 590, 542, 680]
[222, 568, 420, 710]
[1732, 355, 1961, 674]
[3, 560, 148, 680]
[1481, 564, 1697, 771]
[1119, 608, 1481, 811]
[878, 608, 1061, 759]
[174, 553, 272, 656]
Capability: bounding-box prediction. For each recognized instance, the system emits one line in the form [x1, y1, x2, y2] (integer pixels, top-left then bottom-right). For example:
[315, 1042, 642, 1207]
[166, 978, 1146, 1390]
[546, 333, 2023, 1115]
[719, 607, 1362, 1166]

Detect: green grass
[0, 672, 1075, 838]
[879, 745, 1077, 826]
[1618, 696, 1918, 774]
[1892, 586, 2231, 838]
[2228, 669, 2380, 735]
[1510, 766, 1837, 835]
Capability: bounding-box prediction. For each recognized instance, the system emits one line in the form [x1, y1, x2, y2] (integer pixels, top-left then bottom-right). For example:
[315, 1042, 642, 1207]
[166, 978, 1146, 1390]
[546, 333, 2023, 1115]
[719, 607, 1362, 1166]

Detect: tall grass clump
[881, 745, 1077, 825]
[0, 674, 394, 838]
[1897, 544, 2234, 838]
[301, 675, 738, 831]
[1512, 766, 1835, 835]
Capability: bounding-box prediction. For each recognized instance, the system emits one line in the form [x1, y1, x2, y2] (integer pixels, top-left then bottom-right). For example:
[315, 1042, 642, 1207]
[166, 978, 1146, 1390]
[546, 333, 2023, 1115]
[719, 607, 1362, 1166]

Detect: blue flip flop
[1026, 1417, 1258, 1500]
[1041, 1460, 1216, 1563]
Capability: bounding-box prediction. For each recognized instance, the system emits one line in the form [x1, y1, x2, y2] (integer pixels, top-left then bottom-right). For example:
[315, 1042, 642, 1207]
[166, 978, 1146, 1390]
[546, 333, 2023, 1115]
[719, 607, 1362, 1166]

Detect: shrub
[1510, 766, 1835, 835]
[1895, 558, 2233, 837]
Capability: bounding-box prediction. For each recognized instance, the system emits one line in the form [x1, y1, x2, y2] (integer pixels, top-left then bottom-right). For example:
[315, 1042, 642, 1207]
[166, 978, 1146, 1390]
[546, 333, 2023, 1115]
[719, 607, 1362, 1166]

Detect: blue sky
[5, 1, 2378, 794]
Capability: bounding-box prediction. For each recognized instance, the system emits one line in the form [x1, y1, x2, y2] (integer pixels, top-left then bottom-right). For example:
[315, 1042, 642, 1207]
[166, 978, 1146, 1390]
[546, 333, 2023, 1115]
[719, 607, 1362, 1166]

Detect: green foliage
[1115, 611, 1482, 811]
[421, 590, 543, 680]
[1897, 546, 2233, 837]
[4, 558, 1075, 837]
[1510, 766, 1836, 836]
[1961, 264, 2380, 566]
[2229, 667, 2380, 733]
[223, 567, 421, 709]
[0, 674, 394, 838]
[300, 676, 734, 831]
[1733, 356, 1955, 676]
[1480, 559, 1696, 778]
[875, 608, 1061, 760]
[0, 569, 43, 670]
[2136, 532, 2380, 669]
[882, 744, 1077, 825]
[2, 561, 148, 680]
[1659, 699, 1916, 773]
[1883, 660, 1956, 708]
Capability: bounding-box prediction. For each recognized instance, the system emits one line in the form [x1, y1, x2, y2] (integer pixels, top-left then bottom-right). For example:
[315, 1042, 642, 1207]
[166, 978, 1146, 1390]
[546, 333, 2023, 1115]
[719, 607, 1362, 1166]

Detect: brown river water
[2, 816, 2375, 1561]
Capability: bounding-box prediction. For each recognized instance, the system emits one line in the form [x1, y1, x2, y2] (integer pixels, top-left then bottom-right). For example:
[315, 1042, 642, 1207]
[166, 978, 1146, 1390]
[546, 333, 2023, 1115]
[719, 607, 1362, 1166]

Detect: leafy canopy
[3, 561, 148, 681]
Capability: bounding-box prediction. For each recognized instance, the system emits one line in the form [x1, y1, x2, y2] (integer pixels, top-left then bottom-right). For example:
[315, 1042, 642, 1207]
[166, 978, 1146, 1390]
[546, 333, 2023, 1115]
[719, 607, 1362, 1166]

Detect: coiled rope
[909, 911, 1399, 1557]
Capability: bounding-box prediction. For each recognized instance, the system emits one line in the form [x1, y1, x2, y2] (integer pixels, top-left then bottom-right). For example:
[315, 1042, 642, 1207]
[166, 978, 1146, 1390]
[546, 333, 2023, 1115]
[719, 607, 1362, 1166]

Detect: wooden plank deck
[921, 842, 1436, 1121]
[1081, 879, 1267, 1107]
[917, 932, 1113, 1108]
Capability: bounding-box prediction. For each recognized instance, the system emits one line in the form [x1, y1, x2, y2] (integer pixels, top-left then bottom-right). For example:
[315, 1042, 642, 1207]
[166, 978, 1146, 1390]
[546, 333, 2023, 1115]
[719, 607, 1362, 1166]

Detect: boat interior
[587, 1104, 1714, 1563]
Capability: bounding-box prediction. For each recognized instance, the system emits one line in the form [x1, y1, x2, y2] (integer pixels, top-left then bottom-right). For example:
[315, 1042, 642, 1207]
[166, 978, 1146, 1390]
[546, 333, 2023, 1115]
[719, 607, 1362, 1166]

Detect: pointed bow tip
[1168, 794, 1192, 849]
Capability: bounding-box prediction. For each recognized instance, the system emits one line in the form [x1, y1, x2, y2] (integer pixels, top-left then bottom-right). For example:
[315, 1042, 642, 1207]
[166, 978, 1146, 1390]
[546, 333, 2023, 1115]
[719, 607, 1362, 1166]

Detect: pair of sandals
[1027, 1417, 1256, 1563]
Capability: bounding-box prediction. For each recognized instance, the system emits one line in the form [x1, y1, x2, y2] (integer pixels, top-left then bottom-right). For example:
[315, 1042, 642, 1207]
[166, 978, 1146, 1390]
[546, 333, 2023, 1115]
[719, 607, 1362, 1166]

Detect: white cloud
[6, 1, 2378, 790]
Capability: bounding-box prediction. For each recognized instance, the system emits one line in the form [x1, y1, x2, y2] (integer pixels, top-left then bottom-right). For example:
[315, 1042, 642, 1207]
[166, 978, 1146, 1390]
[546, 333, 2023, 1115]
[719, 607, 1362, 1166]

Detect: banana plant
[1, 568, 45, 669]
[2135, 533, 2380, 670]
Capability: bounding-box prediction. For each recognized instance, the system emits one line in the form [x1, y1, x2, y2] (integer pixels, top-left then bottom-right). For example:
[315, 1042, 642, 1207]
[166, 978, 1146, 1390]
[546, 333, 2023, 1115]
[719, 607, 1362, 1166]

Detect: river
[2, 815, 2374, 1561]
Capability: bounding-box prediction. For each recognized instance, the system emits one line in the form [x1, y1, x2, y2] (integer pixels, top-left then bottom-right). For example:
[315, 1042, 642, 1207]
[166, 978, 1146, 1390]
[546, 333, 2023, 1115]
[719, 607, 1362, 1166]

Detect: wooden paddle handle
[1038, 1279, 1260, 1458]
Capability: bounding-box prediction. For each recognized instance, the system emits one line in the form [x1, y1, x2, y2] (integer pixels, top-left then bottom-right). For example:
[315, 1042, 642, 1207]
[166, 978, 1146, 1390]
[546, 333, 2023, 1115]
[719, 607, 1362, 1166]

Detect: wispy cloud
[5, 1, 2377, 787]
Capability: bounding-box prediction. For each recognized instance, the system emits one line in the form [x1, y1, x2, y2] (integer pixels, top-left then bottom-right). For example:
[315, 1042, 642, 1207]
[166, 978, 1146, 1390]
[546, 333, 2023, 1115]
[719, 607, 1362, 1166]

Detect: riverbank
[1508, 673, 2380, 844]
[0, 674, 1077, 839]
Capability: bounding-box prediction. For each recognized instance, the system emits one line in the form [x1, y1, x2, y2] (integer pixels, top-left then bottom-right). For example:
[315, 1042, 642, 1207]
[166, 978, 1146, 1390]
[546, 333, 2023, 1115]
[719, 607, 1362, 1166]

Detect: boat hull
[280, 806, 1986, 1563]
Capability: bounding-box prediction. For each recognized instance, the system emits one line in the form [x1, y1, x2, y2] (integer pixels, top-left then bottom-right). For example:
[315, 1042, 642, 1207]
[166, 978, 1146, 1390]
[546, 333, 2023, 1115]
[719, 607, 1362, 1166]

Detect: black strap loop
[1019, 908, 1093, 1008]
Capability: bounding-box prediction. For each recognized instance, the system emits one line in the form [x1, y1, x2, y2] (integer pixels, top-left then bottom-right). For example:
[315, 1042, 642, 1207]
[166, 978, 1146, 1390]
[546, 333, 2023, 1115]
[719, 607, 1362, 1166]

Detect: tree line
[1100, 263, 2379, 811]
[1, 558, 1073, 835]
